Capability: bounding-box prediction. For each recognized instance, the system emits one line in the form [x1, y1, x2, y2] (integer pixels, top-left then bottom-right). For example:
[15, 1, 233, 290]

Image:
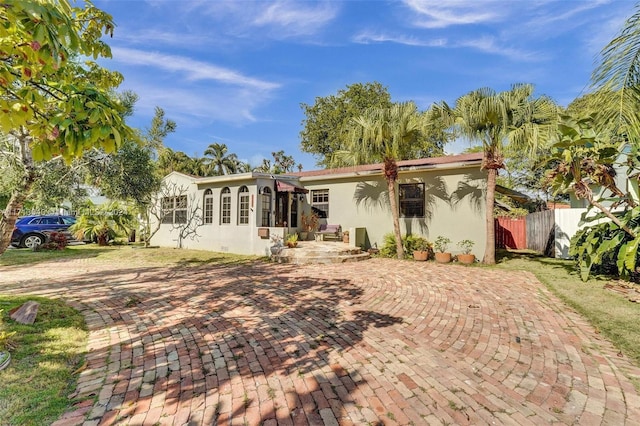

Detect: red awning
[275, 180, 308, 194]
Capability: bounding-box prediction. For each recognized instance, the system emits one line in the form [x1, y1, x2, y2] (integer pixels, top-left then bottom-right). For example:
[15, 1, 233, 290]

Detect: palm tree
[204, 143, 235, 175]
[435, 84, 557, 264]
[337, 102, 423, 259]
[591, 4, 640, 144]
[70, 201, 134, 246]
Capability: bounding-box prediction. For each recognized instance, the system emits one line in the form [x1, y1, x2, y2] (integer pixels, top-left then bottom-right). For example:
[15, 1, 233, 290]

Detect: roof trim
[294, 152, 483, 181]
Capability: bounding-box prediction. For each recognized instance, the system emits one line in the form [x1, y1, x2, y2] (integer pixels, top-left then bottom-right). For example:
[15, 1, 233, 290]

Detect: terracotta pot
[413, 250, 429, 261]
[287, 242, 298, 248]
[434, 252, 452, 263]
[457, 254, 476, 264]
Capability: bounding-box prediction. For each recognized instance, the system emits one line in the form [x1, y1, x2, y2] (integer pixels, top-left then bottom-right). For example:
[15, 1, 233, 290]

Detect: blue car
[10, 215, 77, 248]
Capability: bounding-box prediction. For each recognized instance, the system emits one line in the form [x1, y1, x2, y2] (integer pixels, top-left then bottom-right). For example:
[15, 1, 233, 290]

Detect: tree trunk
[0, 131, 37, 257]
[589, 198, 637, 238]
[387, 177, 404, 259]
[0, 169, 36, 256]
[483, 168, 497, 264]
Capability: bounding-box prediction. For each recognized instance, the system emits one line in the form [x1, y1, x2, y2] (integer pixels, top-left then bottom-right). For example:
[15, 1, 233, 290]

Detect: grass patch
[495, 250, 640, 368]
[0, 244, 261, 268]
[0, 296, 88, 425]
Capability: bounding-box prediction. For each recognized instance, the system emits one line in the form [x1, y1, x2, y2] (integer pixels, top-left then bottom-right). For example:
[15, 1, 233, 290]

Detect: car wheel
[21, 234, 44, 249]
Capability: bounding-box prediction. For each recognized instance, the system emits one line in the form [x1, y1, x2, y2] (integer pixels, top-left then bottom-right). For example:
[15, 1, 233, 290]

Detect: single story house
[150, 152, 487, 259]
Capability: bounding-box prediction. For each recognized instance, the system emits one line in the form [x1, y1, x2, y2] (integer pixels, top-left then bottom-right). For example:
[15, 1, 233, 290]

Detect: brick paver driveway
[2, 256, 640, 425]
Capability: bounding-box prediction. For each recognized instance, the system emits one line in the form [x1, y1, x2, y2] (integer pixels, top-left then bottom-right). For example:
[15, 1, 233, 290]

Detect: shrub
[36, 232, 67, 251]
[379, 233, 432, 258]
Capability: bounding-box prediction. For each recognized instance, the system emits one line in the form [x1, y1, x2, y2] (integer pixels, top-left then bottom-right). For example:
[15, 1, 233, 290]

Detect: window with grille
[238, 186, 249, 225]
[311, 189, 329, 218]
[161, 195, 188, 224]
[220, 187, 231, 225]
[399, 183, 424, 218]
[261, 187, 272, 226]
[203, 189, 213, 224]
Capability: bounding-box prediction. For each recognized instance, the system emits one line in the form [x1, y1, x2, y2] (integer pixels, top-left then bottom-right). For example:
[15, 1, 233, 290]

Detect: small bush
[36, 232, 67, 251]
[379, 233, 432, 258]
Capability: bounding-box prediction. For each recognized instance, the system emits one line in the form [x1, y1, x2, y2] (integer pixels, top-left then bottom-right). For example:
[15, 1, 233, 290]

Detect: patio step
[272, 241, 370, 264]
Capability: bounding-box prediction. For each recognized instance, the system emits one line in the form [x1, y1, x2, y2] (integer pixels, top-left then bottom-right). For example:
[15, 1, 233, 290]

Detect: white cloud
[124, 83, 267, 126]
[184, 0, 339, 39]
[253, 1, 339, 37]
[351, 31, 538, 62]
[403, 0, 504, 28]
[353, 31, 446, 47]
[116, 29, 212, 49]
[110, 47, 280, 91]
[458, 36, 542, 62]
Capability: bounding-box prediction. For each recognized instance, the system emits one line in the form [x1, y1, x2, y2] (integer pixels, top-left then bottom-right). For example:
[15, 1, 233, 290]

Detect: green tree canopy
[0, 0, 133, 255]
[300, 82, 393, 167]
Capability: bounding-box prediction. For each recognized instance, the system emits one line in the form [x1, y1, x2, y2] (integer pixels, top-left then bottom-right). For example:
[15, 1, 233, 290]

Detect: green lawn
[1, 243, 260, 267]
[0, 296, 87, 425]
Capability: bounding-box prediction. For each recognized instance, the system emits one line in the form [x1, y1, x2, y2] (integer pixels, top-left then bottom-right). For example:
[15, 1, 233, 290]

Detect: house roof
[495, 184, 530, 204]
[292, 152, 483, 180]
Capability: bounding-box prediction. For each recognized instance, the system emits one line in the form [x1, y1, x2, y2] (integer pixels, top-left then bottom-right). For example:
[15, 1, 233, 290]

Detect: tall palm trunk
[483, 168, 497, 264]
[387, 177, 404, 259]
[384, 158, 404, 259]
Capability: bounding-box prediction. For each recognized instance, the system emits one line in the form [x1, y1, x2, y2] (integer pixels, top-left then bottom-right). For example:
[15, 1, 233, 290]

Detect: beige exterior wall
[300, 166, 487, 258]
[151, 164, 488, 259]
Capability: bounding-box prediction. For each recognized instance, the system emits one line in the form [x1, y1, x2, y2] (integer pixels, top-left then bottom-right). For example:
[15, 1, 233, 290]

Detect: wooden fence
[526, 210, 556, 256]
[495, 217, 527, 249]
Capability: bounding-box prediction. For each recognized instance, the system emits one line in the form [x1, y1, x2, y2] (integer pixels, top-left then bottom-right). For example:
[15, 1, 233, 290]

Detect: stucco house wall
[150, 153, 487, 259]
[299, 165, 487, 259]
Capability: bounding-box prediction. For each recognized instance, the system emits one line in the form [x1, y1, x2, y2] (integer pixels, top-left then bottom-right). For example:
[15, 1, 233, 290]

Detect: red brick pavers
[2, 256, 640, 425]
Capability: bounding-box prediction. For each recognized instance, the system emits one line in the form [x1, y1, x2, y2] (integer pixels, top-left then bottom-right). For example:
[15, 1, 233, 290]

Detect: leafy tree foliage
[300, 82, 393, 167]
[546, 116, 640, 280]
[253, 150, 300, 174]
[0, 0, 132, 255]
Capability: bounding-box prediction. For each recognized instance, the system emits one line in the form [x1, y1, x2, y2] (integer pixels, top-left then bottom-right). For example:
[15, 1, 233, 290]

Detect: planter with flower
[434, 236, 452, 263]
[456, 239, 475, 264]
[286, 233, 299, 248]
[411, 237, 432, 261]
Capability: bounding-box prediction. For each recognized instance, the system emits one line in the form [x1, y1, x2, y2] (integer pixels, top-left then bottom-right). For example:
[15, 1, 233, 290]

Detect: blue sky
[95, 0, 635, 171]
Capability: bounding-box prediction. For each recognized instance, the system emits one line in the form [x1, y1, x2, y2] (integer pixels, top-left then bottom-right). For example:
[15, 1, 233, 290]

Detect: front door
[275, 192, 288, 227]
[290, 198, 298, 228]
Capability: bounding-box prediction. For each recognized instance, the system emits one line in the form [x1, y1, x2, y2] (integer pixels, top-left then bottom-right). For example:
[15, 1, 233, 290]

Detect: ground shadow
[4, 259, 405, 424]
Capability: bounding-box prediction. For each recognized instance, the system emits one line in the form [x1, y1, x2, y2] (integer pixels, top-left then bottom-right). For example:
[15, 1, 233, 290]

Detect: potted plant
[434, 236, 452, 263]
[412, 237, 432, 261]
[457, 239, 475, 264]
[300, 211, 319, 241]
[286, 233, 299, 248]
[342, 230, 349, 244]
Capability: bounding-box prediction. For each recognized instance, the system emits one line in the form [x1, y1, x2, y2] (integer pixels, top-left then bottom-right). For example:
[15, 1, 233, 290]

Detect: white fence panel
[554, 209, 587, 259]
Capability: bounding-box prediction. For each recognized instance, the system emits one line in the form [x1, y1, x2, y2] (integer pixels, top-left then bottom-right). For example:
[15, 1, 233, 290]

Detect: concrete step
[274, 252, 370, 264]
[272, 241, 370, 264]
